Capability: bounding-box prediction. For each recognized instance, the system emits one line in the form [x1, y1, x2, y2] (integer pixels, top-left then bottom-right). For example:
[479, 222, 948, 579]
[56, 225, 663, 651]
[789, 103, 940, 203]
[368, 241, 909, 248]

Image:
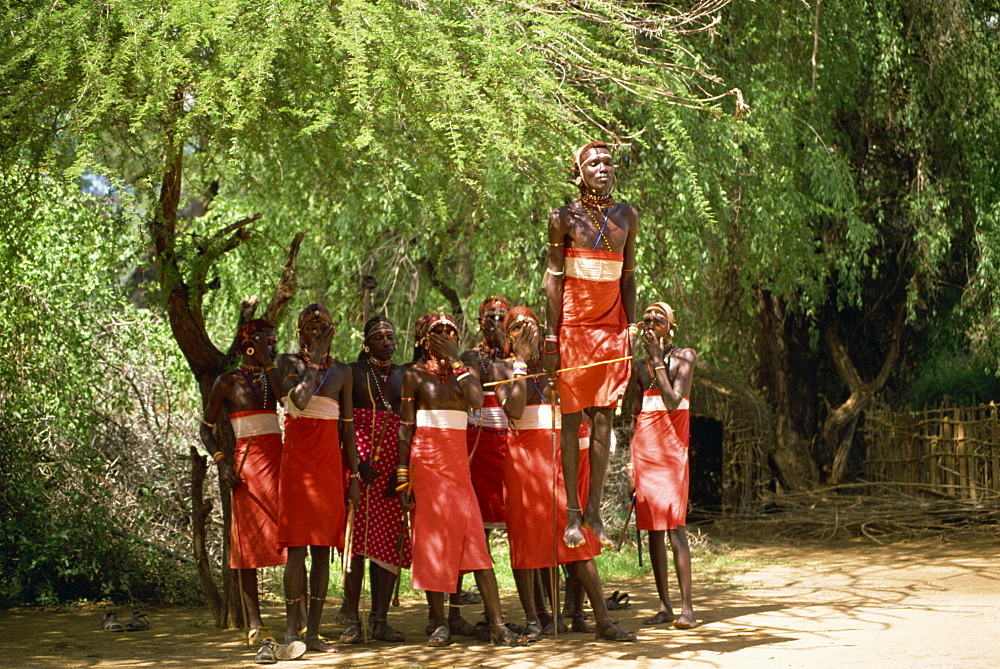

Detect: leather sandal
[522, 621, 543, 643]
[595, 618, 637, 642]
[125, 609, 149, 631]
[370, 615, 405, 642]
[425, 624, 451, 647]
[254, 640, 278, 664]
[273, 639, 307, 660]
[339, 620, 363, 644]
[102, 611, 124, 632]
[489, 623, 528, 647]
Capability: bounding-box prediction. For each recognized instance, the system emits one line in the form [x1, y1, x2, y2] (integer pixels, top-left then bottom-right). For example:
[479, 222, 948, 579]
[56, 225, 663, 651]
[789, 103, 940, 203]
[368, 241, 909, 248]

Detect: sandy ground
[2, 537, 998, 668]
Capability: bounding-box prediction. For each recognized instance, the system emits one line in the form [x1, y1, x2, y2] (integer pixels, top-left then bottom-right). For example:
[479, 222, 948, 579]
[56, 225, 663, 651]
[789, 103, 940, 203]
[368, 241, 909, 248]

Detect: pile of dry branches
[723, 482, 1000, 543]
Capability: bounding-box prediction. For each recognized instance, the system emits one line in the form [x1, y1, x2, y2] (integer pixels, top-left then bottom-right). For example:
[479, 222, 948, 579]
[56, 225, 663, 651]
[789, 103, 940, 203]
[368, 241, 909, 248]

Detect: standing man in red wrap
[627, 302, 697, 629]
[340, 315, 410, 644]
[397, 312, 526, 648]
[200, 319, 305, 664]
[278, 304, 361, 653]
[545, 140, 638, 549]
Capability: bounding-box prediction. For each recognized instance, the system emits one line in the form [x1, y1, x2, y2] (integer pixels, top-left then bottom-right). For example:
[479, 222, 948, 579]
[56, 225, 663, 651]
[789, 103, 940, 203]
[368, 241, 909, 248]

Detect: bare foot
[570, 613, 594, 633]
[582, 509, 613, 547]
[643, 611, 674, 625]
[304, 635, 339, 653]
[564, 511, 586, 548]
[673, 613, 697, 629]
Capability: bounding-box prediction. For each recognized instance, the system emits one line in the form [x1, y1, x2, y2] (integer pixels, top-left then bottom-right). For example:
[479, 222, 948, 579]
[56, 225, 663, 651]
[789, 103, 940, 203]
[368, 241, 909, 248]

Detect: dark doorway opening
[688, 416, 723, 519]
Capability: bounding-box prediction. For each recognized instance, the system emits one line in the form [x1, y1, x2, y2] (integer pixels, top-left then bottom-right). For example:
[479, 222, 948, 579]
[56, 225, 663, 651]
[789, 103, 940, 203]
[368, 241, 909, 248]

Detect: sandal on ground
[570, 613, 594, 633]
[102, 611, 124, 632]
[340, 620, 363, 644]
[124, 609, 149, 632]
[459, 587, 483, 605]
[253, 639, 278, 664]
[370, 616, 405, 642]
[449, 616, 479, 637]
[274, 639, 306, 661]
[522, 621, 543, 643]
[425, 624, 452, 647]
[595, 619, 637, 642]
[304, 635, 339, 653]
[254, 640, 278, 665]
[490, 623, 528, 647]
[606, 590, 630, 610]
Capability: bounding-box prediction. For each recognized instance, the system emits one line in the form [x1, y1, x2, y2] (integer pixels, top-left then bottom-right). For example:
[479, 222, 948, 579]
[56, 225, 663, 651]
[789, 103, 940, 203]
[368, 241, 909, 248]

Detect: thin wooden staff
[392, 509, 409, 607]
[482, 356, 634, 388]
[342, 502, 355, 586]
[549, 381, 559, 640]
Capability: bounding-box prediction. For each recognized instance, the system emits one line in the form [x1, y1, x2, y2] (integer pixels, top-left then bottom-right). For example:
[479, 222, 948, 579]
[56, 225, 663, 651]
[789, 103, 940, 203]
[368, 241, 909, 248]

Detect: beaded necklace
[583, 202, 614, 252]
[581, 191, 613, 208]
[298, 348, 333, 371]
[238, 364, 269, 409]
[367, 358, 393, 410]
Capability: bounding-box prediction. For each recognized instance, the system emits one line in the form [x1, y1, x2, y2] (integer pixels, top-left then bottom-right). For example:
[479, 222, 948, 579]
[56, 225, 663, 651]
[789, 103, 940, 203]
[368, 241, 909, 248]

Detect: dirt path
[3, 538, 997, 668]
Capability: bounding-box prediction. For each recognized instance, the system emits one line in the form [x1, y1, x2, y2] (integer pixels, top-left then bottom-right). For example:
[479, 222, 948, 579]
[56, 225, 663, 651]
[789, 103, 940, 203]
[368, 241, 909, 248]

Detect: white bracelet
[546, 268, 564, 276]
[512, 361, 527, 376]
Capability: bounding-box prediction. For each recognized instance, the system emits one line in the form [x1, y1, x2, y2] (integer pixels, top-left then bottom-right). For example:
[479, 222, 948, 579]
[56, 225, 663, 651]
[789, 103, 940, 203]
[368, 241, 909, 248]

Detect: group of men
[200, 141, 698, 662]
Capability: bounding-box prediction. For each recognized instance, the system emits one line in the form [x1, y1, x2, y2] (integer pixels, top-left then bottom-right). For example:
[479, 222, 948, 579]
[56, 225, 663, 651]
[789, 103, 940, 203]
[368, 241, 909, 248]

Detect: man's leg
[512, 568, 537, 622]
[368, 561, 405, 641]
[425, 591, 451, 646]
[303, 546, 337, 652]
[339, 555, 365, 643]
[473, 568, 526, 645]
[238, 568, 264, 633]
[283, 547, 307, 643]
[572, 559, 636, 641]
[583, 407, 614, 546]
[643, 529, 674, 624]
[667, 527, 697, 628]
[561, 410, 586, 547]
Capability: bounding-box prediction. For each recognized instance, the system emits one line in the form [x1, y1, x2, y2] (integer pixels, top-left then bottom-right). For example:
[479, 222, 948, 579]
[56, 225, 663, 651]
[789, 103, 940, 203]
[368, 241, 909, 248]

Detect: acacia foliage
[0, 173, 200, 605]
[2, 0, 735, 353]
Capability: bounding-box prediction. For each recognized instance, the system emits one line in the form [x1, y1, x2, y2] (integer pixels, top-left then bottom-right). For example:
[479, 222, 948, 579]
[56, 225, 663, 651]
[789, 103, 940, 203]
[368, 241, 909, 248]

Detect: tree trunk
[822, 307, 904, 485]
[189, 446, 221, 621]
[754, 288, 820, 490]
[150, 127, 303, 627]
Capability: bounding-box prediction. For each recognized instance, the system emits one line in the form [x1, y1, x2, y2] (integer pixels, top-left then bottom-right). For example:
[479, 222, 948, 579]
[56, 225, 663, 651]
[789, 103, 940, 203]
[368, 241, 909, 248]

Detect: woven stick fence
[864, 400, 1000, 500]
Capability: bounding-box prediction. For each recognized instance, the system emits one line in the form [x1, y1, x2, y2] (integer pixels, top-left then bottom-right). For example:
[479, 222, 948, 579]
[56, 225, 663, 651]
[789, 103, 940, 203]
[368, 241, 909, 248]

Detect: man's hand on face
[642, 328, 664, 363]
[427, 331, 460, 364]
[310, 324, 336, 361]
[251, 332, 276, 367]
[512, 320, 538, 363]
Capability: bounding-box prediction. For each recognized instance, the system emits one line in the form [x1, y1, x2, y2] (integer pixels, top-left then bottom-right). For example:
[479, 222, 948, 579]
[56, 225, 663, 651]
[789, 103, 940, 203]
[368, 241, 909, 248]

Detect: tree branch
[264, 231, 307, 325]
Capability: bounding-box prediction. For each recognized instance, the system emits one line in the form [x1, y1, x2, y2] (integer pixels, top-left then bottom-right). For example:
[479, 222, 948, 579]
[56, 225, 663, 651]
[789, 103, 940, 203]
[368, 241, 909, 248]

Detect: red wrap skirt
[632, 390, 690, 530]
[558, 248, 631, 413]
[278, 396, 347, 548]
[504, 405, 600, 569]
[409, 410, 492, 593]
[229, 410, 285, 569]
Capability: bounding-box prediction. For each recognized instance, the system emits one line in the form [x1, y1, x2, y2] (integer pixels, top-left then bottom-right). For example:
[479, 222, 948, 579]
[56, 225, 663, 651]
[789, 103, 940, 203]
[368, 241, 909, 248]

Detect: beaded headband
[645, 302, 678, 329]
